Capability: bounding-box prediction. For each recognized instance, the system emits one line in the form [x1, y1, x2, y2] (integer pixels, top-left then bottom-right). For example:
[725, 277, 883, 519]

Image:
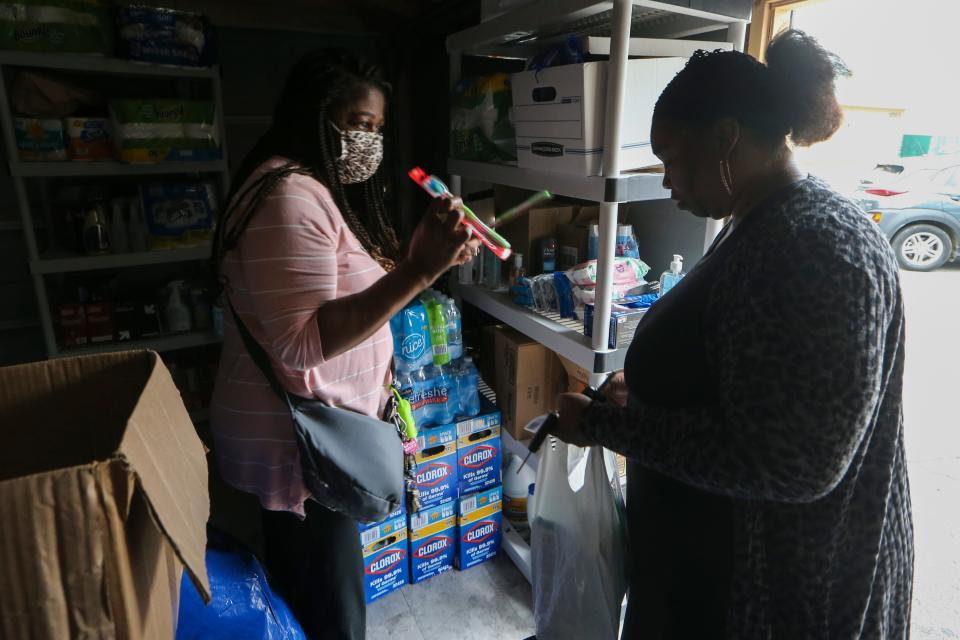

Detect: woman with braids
[553, 31, 913, 638]
[209, 49, 478, 638]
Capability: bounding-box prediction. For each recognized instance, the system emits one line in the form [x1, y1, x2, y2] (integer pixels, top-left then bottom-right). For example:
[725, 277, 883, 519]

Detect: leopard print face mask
[330, 122, 383, 184]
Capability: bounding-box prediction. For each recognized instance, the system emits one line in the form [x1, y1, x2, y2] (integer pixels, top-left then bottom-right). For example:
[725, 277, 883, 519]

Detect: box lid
[0, 350, 211, 602]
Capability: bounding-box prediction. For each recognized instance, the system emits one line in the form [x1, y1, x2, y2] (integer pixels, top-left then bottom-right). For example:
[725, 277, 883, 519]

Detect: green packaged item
[13, 117, 66, 161]
[0, 0, 111, 53]
[110, 99, 221, 163]
[423, 298, 450, 365]
[450, 73, 516, 163]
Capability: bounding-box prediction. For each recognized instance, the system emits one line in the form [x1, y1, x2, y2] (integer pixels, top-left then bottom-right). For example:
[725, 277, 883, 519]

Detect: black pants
[262, 501, 366, 640]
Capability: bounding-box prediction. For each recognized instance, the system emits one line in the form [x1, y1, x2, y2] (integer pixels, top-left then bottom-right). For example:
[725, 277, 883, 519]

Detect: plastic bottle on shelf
[457, 356, 480, 418]
[587, 223, 600, 260]
[128, 197, 148, 252]
[616, 224, 639, 258]
[509, 253, 525, 287]
[443, 298, 463, 361]
[110, 199, 129, 253]
[165, 280, 192, 333]
[504, 453, 537, 535]
[410, 365, 432, 428]
[429, 363, 455, 425]
[659, 254, 685, 296]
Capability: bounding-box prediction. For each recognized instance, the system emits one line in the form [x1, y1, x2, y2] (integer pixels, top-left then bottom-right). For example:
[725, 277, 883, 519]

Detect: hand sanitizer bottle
[659, 254, 685, 296]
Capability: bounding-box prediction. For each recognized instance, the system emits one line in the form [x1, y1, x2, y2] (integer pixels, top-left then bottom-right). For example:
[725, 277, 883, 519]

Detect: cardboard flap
[118, 352, 211, 602]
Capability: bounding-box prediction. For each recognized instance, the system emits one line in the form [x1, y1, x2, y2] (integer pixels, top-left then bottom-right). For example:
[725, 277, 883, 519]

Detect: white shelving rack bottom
[53, 331, 221, 359]
[455, 283, 624, 374]
[501, 518, 533, 584]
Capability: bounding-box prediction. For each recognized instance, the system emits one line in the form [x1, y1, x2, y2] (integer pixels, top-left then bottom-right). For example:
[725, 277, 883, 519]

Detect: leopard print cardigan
[583, 176, 913, 639]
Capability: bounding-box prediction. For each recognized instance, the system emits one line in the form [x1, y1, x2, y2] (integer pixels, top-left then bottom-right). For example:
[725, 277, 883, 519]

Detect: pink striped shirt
[210, 157, 394, 516]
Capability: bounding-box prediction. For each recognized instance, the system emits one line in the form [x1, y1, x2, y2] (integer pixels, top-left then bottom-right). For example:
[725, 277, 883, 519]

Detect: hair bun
[765, 30, 850, 146]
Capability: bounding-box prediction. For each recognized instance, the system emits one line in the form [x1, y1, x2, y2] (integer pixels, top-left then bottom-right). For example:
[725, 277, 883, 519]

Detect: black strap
[224, 296, 291, 403]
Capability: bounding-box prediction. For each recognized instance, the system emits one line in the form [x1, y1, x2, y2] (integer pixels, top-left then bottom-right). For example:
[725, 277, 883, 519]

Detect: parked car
[853, 159, 960, 271]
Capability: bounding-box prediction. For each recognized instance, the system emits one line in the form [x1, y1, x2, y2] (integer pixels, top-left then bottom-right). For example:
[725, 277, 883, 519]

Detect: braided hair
[213, 48, 400, 294]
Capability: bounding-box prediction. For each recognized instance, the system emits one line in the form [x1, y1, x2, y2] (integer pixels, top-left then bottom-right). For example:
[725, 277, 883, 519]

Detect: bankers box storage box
[0, 351, 210, 640]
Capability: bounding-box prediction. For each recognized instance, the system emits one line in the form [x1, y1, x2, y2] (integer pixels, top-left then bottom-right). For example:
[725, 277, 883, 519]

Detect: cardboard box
[457, 485, 502, 570]
[558, 354, 591, 393]
[58, 303, 88, 346]
[358, 505, 405, 532]
[0, 351, 210, 640]
[584, 303, 650, 349]
[456, 399, 502, 495]
[494, 192, 576, 274]
[511, 57, 686, 175]
[493, 326, 567, 439]
[408, 501, 457, 584]
[360, 512, 408, 603]
[414, 424, 459, 508]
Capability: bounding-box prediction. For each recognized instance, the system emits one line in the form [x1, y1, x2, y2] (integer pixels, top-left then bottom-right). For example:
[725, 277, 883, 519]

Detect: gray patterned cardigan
[583, 177, 913, 639]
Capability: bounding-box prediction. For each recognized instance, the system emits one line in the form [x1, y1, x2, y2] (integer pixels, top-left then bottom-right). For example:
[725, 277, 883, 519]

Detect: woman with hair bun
[553, 30, 913, 638]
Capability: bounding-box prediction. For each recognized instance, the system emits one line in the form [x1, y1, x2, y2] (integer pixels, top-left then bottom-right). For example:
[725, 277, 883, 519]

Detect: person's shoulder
[256, 158, 344, 225]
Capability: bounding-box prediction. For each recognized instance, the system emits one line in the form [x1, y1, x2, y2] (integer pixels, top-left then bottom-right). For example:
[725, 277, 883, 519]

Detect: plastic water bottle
[429, 364, 455, 426]
[457, 356, 480, 418]
[410, 366, 432, 428]
[443, 298, 463, 361]
[616, 224, 640, 258]
[392, 302, 433, 371]
[395, 366, 416, 419]
[587, 223, 599, 261]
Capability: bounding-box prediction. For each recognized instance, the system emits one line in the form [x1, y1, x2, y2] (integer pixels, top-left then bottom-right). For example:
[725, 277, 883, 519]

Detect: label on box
[361, 513, 408, 603]
[84, 302, 114, 344]
[415, 424, 459, 508]
[408, 501, 457, 584]
[458, 486, 502, 570]
[457, 425, 502, 496]
[357, 505, 405, 532]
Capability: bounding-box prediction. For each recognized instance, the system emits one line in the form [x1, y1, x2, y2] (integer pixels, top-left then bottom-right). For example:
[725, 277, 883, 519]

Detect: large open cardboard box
[0, 350, 210, 639]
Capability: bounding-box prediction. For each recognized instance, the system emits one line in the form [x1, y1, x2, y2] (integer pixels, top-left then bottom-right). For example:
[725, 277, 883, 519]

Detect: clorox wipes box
[415, 423, 459, 508]
[408, 501, 457, 583]
[456, 399, 502, 495]
[361, 511, 408, 603]
[457, 485, 502, 570]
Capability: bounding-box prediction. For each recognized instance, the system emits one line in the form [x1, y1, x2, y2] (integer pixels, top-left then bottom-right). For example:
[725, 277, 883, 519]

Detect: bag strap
[224, 295, 290, 403]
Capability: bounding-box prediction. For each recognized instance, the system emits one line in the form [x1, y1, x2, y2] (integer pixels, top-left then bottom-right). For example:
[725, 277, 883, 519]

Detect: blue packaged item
[414, 423, 459, 508]
[443, 298, 464, 361]
[406, 367, 433, 428]
[456, 356, 481, 418]
[176, 531, 306, 640]
[457, 486, 503, 570]
[408, 501, 457, 584]
[117, 6, 214, 67]
[456, 400, 502, 495]
[139, 182, 216, 250]
[392, 302, 433, 371]
[358, 504, 405, 532]
[360, 512, 408, 603]
[554, 271, 576, 319]
[584, 303, 649, 349]
[425, 364, 455, 426]
[615, 224, 640, 258]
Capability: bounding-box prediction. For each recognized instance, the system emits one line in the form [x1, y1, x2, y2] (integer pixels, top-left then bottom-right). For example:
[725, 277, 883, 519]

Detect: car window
[931, 166, 960, 189]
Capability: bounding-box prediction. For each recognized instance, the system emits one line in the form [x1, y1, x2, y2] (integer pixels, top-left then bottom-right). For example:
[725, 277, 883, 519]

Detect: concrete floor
[901, 262, 960, 638]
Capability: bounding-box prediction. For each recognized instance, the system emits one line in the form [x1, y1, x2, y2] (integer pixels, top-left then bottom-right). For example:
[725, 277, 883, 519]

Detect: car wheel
[891, 224, 953, 271]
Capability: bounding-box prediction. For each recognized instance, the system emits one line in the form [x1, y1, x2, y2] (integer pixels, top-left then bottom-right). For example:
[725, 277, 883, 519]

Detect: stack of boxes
[358, 299, 505, 603]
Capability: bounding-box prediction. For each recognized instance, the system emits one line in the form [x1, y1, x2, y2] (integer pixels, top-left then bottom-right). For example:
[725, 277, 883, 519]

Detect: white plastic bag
[530, 439, 628, 640]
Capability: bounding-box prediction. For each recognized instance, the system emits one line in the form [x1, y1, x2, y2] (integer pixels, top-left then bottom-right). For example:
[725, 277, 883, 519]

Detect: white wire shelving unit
[0, 51, 230, 358]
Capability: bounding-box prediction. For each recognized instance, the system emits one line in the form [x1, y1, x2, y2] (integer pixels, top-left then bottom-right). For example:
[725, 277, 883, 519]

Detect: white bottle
[504, 453, 537, 534]
[110, 199, 129, 253]
[659, 254, 685, 296]
[165, 280, 192, 333]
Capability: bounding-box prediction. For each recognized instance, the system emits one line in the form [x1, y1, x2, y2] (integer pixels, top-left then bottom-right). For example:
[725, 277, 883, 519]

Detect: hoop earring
[719, 159, 734, 196]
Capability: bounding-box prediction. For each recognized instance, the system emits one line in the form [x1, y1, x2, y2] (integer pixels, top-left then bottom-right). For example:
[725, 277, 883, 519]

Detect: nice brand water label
[408, 501, 457, 584]
[456, 399, 502, 495]
[457, 485, 502, 570]
[361, 512, 409, 603]
[415, 423, 458, 508]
